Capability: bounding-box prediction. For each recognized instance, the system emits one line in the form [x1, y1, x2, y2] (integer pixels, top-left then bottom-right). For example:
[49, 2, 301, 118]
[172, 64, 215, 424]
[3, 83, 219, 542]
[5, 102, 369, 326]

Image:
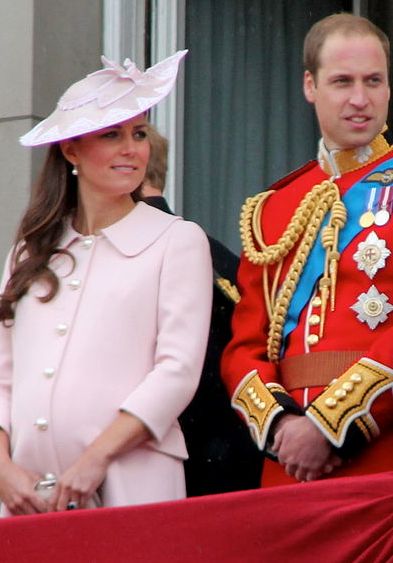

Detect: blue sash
[281, 156, 393, 355]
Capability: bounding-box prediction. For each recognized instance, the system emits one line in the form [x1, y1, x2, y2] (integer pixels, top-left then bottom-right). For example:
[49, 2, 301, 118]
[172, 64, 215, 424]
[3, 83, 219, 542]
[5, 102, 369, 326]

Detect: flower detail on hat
[58, 56, 147, 111]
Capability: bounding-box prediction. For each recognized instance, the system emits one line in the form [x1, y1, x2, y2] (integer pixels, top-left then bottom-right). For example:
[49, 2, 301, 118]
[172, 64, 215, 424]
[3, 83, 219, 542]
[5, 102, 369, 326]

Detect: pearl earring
[72, 165, 78, 176]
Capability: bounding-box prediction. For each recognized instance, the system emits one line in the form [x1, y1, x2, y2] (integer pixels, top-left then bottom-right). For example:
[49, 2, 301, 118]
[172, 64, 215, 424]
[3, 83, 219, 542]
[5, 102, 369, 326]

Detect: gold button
[325, 397, 337, 408]
[250, 392, 257, 400]
[312, 296, 322, 307]
[247, 386, 255, 395]
[254, 397, 261, 406]
[307, 334, 319, 346]
[329, 378, 338, 386]
[350, 373, 362, 383]
[257, 402, 266, 410]
[342, 381, 354, 392]
[309, 314, 321, 326]
[334, 388, 347, 400]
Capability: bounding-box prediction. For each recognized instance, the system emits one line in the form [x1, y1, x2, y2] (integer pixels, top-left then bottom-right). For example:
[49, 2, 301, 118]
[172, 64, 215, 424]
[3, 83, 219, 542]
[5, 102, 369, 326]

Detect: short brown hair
[144, 124, 168, 193]
[303, 13, 390, 76]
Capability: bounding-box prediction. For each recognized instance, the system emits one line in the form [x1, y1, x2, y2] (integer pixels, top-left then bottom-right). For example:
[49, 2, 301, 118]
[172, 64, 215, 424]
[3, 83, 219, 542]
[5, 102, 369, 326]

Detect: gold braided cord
[239, 180, 346, 363]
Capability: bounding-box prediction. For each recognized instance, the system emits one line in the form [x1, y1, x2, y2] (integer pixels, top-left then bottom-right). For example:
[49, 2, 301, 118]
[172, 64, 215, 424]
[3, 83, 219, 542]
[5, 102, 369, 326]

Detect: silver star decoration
[351, 284, 393, 330]
[353, 231, 391, 279]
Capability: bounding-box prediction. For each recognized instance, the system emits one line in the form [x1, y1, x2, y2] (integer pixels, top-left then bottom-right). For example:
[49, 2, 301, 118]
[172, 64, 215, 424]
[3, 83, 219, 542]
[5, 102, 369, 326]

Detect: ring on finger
[67, 500, 79, 510]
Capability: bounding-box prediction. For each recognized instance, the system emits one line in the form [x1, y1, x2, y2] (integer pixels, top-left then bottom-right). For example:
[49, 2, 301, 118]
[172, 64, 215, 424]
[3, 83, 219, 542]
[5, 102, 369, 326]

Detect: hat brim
[20, 50, 187, 147]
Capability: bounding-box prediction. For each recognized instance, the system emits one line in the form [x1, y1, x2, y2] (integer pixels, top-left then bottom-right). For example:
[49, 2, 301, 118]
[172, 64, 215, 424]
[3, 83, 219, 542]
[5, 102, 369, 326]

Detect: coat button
[68, 279, 81, 290]
[81, 237, 93, 249]
[35, 418, 48, 430]
[43, 367, 55, 378]
[56, 323, 68, 335]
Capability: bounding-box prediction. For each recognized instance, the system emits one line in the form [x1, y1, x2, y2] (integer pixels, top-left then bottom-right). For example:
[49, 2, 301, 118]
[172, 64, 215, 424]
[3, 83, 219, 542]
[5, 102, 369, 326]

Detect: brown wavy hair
[0, 143, 143, 323]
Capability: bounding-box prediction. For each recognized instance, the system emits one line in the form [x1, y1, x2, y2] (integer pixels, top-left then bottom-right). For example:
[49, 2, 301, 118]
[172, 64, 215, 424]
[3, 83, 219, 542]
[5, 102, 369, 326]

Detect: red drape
[1, 471, 393, 563]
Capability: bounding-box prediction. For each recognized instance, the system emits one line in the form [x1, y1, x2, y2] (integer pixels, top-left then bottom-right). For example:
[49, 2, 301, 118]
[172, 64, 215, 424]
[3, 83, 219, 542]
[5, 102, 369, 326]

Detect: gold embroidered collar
[318, 134, 391, 178]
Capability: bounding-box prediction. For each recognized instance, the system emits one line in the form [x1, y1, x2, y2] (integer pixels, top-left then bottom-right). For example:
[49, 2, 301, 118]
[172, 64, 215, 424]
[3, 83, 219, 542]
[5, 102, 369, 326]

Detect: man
[143, 124, 263, 495]
[222, 13, 393, 486]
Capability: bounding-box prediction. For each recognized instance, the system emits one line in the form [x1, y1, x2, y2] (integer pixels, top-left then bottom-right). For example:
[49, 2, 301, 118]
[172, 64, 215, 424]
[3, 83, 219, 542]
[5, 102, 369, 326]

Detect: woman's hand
[0, 459, 49, 515]
[49, 411, 151, 511]
[49, 450, 108, 512]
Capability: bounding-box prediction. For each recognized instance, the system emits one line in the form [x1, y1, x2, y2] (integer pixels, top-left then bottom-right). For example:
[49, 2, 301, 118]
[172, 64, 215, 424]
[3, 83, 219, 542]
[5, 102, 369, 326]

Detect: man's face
[303, 33, 390, 151]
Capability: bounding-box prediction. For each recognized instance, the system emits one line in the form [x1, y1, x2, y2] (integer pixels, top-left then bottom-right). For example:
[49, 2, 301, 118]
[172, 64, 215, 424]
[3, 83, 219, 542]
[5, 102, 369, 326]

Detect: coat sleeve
[0, 250, 14, 434]
[221, 252, 303, 451]
[120, 220, 213, 442]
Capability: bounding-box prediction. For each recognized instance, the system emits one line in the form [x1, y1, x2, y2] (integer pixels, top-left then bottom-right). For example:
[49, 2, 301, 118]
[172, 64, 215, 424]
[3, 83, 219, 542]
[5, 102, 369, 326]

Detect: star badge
[353, 231, 391, 279]
[351, 285, 393, 330]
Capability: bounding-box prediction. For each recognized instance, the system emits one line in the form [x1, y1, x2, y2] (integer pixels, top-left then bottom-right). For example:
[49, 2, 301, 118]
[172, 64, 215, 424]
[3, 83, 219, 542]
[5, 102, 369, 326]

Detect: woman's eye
[134, 130, 147, 140]
[101, 130, 118, 139]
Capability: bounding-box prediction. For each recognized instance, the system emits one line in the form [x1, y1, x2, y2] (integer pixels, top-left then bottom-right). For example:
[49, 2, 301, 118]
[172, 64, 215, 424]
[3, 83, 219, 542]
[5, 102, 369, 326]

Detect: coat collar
[60, 201, 181, 256]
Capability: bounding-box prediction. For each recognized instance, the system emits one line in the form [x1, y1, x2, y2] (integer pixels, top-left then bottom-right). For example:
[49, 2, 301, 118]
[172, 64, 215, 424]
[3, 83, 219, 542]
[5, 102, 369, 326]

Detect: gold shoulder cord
[239, 180, 347, 363]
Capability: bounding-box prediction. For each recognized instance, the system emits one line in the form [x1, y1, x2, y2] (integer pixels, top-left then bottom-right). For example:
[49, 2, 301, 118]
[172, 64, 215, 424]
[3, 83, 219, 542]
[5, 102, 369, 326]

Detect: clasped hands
[270, 414, 342, 482]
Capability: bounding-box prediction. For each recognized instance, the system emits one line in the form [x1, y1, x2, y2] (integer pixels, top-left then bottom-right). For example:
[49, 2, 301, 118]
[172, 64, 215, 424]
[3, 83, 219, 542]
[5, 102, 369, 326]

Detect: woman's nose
[120, 136, 137, 155]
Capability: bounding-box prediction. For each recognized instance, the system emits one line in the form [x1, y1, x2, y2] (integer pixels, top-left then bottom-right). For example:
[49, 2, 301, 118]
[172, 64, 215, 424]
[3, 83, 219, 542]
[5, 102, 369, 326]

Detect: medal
[374, 209, 390, 226]
[359, 210, 375, 228]
[351, 285, 393, 330]
[359, 186, 377, 227]
[353, 231, 391, 279]
[374, 186, 391, 226]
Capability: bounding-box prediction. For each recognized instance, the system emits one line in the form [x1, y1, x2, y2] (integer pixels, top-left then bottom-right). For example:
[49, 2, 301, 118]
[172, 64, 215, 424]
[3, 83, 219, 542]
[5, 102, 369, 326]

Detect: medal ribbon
[281, 156, 393, 355]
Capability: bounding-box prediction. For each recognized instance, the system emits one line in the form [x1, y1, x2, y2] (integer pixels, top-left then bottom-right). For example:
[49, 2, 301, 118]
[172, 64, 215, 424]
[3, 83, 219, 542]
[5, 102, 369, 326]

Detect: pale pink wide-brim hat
[20, 50, 188, 147]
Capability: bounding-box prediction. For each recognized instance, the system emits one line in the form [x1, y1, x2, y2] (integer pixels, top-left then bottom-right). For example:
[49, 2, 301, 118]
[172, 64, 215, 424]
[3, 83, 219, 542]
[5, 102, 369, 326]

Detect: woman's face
[61, 114, 150, 199]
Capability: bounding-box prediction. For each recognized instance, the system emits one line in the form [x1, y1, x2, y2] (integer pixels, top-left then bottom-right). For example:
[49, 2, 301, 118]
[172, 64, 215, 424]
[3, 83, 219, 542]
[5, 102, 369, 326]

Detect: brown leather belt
[279, 350, 365, 391]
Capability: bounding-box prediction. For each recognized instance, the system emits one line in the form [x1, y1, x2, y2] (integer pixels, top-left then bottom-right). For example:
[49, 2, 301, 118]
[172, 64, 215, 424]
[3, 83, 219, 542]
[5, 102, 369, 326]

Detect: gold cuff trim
[306, 357, 393, 447]
[232, 370, 283, 450]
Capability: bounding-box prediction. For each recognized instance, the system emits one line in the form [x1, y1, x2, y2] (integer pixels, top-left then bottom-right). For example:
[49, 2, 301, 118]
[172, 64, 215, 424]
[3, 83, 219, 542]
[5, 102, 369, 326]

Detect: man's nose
[349, 83, 369, 107]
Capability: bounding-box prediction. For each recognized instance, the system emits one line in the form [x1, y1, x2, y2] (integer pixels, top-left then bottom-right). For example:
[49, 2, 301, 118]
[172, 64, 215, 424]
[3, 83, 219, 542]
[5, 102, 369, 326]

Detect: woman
[0, 52, 212, 516]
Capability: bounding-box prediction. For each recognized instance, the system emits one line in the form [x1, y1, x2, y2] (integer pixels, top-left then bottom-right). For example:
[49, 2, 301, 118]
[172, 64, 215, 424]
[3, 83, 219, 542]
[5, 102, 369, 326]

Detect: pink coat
[0, 202, 212, 511]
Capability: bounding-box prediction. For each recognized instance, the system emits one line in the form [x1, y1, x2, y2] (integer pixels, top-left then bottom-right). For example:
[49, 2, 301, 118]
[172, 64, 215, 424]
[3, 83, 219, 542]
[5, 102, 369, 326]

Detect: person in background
[222, 13, 393, 486]
[143, 124, 263, 496]
[0, 51, 212, 516]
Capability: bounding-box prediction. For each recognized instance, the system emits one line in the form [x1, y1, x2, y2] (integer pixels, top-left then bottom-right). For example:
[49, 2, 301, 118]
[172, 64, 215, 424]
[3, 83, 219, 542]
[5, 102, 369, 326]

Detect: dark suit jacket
[145, 196, 263, 495]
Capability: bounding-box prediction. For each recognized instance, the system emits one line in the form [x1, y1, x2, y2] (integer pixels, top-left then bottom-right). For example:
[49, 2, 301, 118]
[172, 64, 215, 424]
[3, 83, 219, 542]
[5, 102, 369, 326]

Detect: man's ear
[303, 70, 317, 103]
[60, 140, 78, 166]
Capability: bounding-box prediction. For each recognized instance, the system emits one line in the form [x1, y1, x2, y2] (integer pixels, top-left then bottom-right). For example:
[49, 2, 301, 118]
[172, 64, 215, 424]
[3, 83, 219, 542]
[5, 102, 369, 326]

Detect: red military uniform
[222, 134, 393, 486]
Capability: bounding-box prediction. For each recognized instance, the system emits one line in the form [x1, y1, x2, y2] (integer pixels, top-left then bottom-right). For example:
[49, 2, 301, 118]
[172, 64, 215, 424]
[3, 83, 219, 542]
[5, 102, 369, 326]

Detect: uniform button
[325, 397, 337, 408]
[81, 237, 93, 249]
[350, 373, 362, 383]
[307, 334, 319, 346]
[35, 418, 48, 430]
[68, 279, 81, 290]
[247, 386, 255, 395]
[342, 381, 354, 392]
[308, 314, 321, 326]
[257, 401, 266, 411]
[56, 323, 68, 336]
[43, 367, 55, 378]
[334, 388, 347, 400]
[312, 296, 322, 307]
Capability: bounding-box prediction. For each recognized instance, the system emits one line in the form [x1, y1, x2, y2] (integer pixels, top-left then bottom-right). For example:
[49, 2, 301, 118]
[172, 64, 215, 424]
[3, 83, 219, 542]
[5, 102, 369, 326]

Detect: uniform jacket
[0, 202, 213, 506]
[222, 140, 393, 485]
